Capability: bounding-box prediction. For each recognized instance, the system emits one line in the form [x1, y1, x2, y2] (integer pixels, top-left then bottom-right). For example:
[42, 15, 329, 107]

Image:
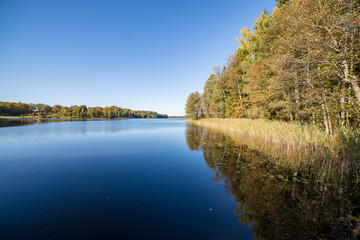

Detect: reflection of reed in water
[188, 119, 360, 185]
[185, 124, 360, 240]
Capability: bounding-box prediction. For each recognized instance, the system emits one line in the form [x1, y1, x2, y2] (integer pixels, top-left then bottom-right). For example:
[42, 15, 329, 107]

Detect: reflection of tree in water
[0, 118, 90, 128]
[0, 119, 40, 127]
[186, 124, 360, 240]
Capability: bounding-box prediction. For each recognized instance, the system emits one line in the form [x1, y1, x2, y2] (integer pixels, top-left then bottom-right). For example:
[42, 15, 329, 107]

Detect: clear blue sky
[0, 0, 276, 116]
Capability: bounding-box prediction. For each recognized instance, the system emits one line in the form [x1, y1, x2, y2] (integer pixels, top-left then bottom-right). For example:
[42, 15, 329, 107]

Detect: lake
[0, 119, 358, 239]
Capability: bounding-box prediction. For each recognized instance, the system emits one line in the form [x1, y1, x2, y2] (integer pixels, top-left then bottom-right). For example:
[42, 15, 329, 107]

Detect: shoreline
[188, 118, 359, 184]
[0, 116, 174, 121]
[0, 117, 128, 121]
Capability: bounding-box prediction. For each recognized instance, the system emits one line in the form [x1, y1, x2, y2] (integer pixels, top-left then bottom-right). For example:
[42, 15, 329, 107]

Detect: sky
[0, 0, 276, 116]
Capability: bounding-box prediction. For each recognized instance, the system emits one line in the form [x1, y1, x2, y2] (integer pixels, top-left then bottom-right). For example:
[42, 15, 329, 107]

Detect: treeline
[0, 101, 168, 119]
[186, 0, 360, 133]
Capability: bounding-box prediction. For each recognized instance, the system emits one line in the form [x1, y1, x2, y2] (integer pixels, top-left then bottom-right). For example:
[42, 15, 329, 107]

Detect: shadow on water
[186, 124, 360, 240]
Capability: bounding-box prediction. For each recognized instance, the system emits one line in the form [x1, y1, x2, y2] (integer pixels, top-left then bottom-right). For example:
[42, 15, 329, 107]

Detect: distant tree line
[0, 101, 168, 119]
[186, 0, 360, 133]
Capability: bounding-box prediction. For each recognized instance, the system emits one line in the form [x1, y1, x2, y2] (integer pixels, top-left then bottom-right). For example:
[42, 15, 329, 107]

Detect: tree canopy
[185, 0, 360, 133]
[0, 101, 168, 119]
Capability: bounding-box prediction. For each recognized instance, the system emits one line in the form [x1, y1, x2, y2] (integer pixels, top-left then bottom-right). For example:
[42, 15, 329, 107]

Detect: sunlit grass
[190, 118, 360, 184]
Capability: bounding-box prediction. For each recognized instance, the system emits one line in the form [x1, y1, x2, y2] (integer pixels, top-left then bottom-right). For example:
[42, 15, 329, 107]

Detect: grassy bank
[189, 118, 360, 184]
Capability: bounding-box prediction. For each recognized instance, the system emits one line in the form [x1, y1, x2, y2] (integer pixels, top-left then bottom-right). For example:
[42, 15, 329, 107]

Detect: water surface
[0, 119, 358, 240]
[0, 119, 253, 240]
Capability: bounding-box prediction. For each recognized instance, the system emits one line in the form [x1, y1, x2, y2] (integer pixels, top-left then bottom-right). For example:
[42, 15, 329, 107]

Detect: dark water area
[0, 118, 40, 128]
[0, 118, 91, 128]
[0, 119, 358, 239]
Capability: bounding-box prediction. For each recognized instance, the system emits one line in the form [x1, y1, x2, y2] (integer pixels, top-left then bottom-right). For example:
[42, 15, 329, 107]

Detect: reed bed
[189, 118, 360, 184]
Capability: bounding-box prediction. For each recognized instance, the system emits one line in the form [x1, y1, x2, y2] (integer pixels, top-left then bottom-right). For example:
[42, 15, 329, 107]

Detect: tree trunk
[343, 59, 360, 105]
[326, 103, 332, 134]
[236, 76, 242, 102]
[236, 76, 242, 118]
[350, 79, 360, 105]
[321, 93, 329, 134]
[295, 77, 300, 121]
[312, 111, 315, 125]
[340, 82, 345, 126]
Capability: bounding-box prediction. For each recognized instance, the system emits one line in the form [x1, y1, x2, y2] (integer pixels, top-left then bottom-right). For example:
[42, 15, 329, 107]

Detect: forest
[0, 101, 168, 119]
[185, 0, 360, 134]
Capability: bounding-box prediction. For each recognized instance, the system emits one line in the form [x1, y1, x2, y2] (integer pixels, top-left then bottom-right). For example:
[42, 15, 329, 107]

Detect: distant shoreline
[0, 116, 128, 120]
[0, 116, 186, 121]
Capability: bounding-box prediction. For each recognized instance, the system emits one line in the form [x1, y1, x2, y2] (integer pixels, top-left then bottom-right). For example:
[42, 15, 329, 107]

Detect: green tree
[185, 92, 202, 119]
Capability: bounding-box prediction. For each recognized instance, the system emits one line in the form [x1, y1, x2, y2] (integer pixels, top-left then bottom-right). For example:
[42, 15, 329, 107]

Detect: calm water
[0, 119, 252, 240]
[0, 119, 358, 240]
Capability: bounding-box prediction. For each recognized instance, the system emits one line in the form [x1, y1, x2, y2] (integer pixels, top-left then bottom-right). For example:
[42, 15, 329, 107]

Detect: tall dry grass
[189, 118, 360, 184]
